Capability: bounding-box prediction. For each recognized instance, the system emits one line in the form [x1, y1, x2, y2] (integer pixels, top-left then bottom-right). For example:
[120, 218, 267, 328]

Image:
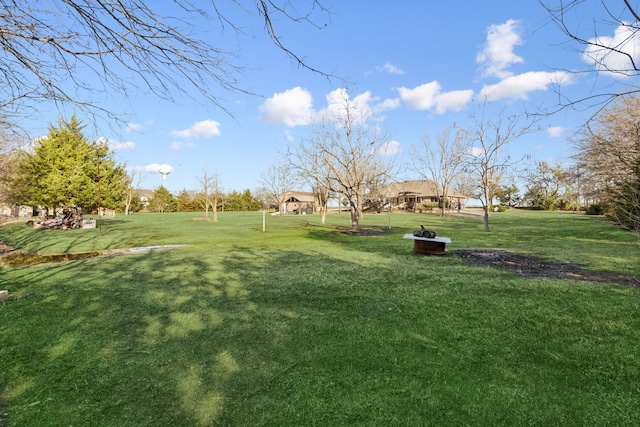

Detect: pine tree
[11, 115, 126, 213]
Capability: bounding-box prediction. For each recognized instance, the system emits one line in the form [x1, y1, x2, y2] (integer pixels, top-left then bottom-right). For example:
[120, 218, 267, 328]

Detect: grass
[1, 210, 639, 426]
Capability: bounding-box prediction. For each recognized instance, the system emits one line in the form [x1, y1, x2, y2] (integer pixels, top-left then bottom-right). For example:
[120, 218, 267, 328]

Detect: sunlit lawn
[1, 210, 639, 426]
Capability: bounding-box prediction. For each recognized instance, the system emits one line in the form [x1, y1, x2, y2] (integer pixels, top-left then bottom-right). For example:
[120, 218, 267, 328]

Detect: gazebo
[283, 191, 317, 215]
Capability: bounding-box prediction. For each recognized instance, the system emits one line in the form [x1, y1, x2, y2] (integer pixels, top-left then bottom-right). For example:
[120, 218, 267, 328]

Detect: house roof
[284, 191, 316, 203]
[134, 189, 154, 200]
[378, 180, 467, 199]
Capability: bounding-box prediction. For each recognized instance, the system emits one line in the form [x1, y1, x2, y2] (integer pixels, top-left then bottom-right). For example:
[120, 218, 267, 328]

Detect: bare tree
[124, 169, 145, 215]
[196, 168, 222, 222]
[0, 128, 22, 210]
[521, 161, 571, 210]
[311, 181, 331, 224]
[574, 95, 640, 186]
[461, 104, 537, 231]
[610, 171, 640, 242]
[287, 125, 333, 224]
[573, 94, 640, 230]
[453, 171, 478, 204]
[0, 1, 331, 127]
[410, 127, 470, 216]
[258, 163, 299, 216]
[300, 95, 395, 230]
[542, 0, 640, 111]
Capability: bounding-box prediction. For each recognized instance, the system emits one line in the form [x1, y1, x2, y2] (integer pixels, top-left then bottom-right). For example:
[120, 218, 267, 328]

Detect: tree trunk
[483, 183, 491, 232]
[124, 188, 133, 215]
[350, 205, 359, 230]
[320, 205, 327, 224]
[483, 208, 490, 232]
[212, 197, 218, 222]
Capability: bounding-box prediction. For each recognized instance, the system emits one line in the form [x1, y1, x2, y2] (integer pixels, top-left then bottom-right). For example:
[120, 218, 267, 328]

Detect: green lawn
[1, 210, 639, 426]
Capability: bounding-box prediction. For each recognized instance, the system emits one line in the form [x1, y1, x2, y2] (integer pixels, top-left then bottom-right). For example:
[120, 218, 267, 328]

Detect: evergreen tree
[175, 189, 201, 212]
[224, 189, 261, 211]
[148, 186, 177, 212]
[11, 116, 126, 213]
[494, 183, 521, 208]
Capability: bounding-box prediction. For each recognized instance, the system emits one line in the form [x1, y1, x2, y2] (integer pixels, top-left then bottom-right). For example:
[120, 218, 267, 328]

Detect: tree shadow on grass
[304, 224, 429, 259]
[0, 221, 136, 256]
[3, 240, 640, 426]
[0, 244, 407, 426]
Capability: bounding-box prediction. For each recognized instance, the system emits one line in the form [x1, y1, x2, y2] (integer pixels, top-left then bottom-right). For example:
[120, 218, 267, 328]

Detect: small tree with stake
[460, 102, 537, 231]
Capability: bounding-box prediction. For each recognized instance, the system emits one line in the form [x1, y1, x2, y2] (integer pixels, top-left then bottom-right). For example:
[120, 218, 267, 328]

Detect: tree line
[0, 115, 268, 217]
[1, 91, 639, 236]
[489, 95, 640, 234]
[153, 188, 263, 214]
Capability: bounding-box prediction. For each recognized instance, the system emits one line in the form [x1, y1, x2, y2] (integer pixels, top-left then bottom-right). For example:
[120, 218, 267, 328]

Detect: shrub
[585, 204, 605, 215]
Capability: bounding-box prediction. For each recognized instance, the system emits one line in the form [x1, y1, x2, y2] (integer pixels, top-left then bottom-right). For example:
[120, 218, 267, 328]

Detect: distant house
[370, 180, 467, 212]
[282, 191, 317, 215]
[135, 189, 154, 211]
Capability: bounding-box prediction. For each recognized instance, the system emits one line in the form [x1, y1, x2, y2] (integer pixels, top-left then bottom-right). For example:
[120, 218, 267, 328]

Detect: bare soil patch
[338, 226, 386, 236]
[455, 249, 640, 288]
[0, 239, 183, 267]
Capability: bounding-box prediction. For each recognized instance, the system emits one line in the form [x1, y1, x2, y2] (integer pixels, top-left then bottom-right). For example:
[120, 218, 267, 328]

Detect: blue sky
[27, 1, 637, 193]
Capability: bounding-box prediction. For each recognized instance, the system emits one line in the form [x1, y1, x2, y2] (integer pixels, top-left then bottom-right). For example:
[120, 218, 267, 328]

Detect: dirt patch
[0, 240, 13, 255]
[455, 249, 640, 288]
[0, 250, 100, 267]
[338, 226, 386, 236]
[0, 239, 184, 267]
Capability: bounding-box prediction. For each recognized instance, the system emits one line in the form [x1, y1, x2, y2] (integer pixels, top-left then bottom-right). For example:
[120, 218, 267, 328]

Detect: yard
[1, 210, 639, 426]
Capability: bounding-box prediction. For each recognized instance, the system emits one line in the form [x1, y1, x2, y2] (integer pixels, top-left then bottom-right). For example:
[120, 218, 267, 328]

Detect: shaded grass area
[1, 210, 639, 426]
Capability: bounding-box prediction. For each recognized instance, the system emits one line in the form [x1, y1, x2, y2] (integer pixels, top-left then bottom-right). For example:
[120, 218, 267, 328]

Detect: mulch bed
[455, 249, 640, 288]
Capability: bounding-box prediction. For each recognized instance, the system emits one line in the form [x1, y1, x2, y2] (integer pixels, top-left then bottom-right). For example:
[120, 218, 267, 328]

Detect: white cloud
[547, 126, 565, 137]
[318, 89, 376, 124]
[479, 71, 573, 101]
[477, 19, 524, 79]
[375, 140, 402, 156]
[143, 163, 173, 174]
[378, 62, 405, 75]
[583, 23, 640, 77]
[171, 141, 183, 150]
[97, 136, 135, 151]
[171, 119, 221, 139]
[23, 135, 47, 152]
[259, 87, 315, 127]
[111, 141, 135, 151]
[284, 130, 295, 142]
[433, 89, 474, 113]
[126, 122, 143, 133]
[397, 81, 441, 110]
[261, 87, 400, 127]
[374, 97, 401, 112]
[469, 147, 484, 157]
[397, 82, 473, 113]
[143, 164, 162, 173]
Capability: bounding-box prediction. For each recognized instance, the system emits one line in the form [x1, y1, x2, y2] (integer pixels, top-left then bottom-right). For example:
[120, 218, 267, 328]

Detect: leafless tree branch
[0, 0, 333, 129]
[541, 0, 640, 114]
